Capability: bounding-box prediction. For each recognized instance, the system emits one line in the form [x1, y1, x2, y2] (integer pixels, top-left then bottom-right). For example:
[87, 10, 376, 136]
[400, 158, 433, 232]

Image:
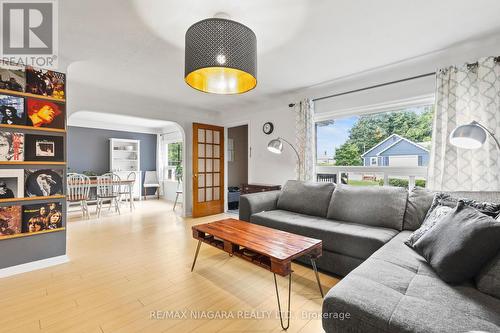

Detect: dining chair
[119, 172, 136, 211]
[67, 173, 91, 218]
[96, 173, 121, 217]
[173, 182, 182, 211]
[143, 171, 160, 200]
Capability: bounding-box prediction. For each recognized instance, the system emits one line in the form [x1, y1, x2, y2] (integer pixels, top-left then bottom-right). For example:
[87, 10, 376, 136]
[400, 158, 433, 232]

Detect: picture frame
[24, 134, 64, 162]
[0, 94, 25, 125]
[25, 66, 66, 100]
[0, 61, 26, 93]
[0, 205, 22, 237]
[22, 202, 63, 233]
[25, 169, 64, 197]
[0, 169, 24, 199]
[26, 98, 65, 129]
[0, 131, 24, 161]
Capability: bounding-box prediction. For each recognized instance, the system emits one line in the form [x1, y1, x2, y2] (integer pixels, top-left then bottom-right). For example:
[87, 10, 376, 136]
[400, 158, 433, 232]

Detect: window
[316, 105, 433, 188]
[166, 142, 183, 181]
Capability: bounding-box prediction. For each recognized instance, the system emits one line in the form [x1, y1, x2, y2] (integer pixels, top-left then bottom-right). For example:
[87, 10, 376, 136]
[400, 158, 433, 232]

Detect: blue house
[361, 134, 430, 167]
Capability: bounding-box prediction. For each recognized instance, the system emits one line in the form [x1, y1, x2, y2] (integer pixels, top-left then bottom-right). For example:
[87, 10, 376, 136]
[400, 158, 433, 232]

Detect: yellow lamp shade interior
[185, 67, 257, 94]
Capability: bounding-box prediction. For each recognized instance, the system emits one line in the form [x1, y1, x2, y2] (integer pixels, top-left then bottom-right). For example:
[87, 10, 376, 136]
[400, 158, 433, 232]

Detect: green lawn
[347, 179, 380, 186]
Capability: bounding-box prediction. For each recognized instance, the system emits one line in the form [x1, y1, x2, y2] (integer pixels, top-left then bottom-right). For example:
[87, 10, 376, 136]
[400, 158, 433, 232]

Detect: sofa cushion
[476, 253, 500, 299]
[250, 210, 397, 260]
[406, 192, 500, 247]
[413, 202, 500, 284]
[326, 185, 408, 230]
[276, 180, 335, 217]
[403, 187, 435, 231]
[323, 232, 500, 333]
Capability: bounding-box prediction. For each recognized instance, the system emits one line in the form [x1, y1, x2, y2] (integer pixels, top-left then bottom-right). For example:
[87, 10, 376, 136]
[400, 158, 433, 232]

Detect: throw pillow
[413, 201, 500, 284]
[403, 187, 435, 231]
[405, 192, 500, 247]
[475, 253, 500, 299]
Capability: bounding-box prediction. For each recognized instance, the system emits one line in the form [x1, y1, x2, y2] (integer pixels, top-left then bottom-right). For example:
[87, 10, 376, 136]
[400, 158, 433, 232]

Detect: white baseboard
[0, 255, 70, 278]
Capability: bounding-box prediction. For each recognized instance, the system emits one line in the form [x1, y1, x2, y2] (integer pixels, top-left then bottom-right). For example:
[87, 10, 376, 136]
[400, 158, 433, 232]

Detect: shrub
[377, 178, 426, 188]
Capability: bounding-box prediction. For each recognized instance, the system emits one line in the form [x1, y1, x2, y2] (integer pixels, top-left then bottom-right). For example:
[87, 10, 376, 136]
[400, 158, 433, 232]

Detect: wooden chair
[119, 172, 136, 211]
[173, 182, 182, 210]
[143, 171, 160, 200]
[67, 173, 91, 219]
[96, 173, 121, 217]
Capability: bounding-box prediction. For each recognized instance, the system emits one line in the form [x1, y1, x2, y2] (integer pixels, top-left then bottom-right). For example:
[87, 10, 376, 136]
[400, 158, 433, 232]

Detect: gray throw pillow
[475, 253, 500, 299]
[405, 192, 500, 247]
[413, 201, 500, 284]
[403, 187, 435, 231]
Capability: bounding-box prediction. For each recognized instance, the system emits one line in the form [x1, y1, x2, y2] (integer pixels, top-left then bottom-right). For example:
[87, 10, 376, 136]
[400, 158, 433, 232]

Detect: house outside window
[315, 104, 433, 188]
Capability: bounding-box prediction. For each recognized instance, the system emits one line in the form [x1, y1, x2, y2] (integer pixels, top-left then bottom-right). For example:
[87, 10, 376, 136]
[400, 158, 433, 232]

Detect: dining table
[68, 178, 136, 212]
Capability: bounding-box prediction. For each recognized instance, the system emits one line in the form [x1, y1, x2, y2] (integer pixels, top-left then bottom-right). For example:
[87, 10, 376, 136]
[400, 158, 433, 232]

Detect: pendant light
[184, 14, 257, 94]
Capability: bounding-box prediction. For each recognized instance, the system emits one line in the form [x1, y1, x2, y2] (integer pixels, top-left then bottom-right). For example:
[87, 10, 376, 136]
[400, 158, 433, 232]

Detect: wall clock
[263, 122, 274, 135]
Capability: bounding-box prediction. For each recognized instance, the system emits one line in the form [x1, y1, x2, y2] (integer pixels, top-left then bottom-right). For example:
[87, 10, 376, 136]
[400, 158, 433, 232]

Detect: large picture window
[316, 105, 433, 187]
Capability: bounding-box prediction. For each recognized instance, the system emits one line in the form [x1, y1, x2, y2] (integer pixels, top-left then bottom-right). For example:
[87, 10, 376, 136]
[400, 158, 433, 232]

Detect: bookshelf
[109, 138, 142, 199]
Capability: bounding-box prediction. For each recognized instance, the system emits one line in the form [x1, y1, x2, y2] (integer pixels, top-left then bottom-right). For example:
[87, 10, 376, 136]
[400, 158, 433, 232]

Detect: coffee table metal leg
[310, 258, 324, 297]
[191, 240, 202, 272]
[273, 273, 291, 330]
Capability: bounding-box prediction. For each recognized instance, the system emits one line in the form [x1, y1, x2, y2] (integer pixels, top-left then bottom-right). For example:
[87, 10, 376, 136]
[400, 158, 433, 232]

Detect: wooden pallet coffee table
[191, 218, 323, 330]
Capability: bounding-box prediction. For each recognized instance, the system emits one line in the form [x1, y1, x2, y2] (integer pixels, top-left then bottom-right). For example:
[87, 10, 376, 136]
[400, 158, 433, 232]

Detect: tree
[332, 106, 433, 165]
[334, 143, 362, 166]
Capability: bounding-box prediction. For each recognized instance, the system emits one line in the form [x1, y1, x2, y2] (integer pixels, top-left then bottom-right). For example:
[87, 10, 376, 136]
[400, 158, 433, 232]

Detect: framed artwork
[25, 66, 66, 100]
[22, 202, 63, 233]
[0, 131, 24, 161]
[25, 169, 63, 197]
[26, 98, 65, 129]
[0, 205, 22, 237]
[0, 94, 25, 125]
[24, 134, 64, 162]
[0, 61, 26, 93]
[0, 169, 24, 199]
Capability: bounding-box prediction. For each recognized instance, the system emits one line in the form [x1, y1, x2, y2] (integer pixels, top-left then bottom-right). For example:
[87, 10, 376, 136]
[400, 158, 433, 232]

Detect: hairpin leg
[190, 240, 202, 272]
[274, 273, 292, 330]
[310, 257, 324, 297]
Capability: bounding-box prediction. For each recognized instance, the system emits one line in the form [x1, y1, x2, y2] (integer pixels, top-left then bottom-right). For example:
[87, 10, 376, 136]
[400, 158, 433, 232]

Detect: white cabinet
[109, 138, 142, 199]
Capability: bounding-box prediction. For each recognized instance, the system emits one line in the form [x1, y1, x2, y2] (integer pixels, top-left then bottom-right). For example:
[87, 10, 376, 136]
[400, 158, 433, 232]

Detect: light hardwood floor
[0, 200, 339, 333]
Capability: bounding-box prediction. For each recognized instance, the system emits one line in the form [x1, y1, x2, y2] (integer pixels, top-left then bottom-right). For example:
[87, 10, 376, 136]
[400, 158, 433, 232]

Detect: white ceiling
[68, 111, 178, 134]
[60, 0, 500, 115]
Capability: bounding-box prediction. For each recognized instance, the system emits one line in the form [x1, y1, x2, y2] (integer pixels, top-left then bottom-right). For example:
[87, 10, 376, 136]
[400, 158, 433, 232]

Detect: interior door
[193, 123, 224, 217]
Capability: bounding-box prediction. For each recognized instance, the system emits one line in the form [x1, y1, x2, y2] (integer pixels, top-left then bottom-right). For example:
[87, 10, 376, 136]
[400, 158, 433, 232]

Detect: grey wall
[67, 126, 157, 174]
[228, 125, 248, 187]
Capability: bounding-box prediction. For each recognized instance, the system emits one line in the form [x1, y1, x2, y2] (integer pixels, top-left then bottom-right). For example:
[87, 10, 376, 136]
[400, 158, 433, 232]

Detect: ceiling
[60, 0, 500, 114]
[68, 111, 178, 133]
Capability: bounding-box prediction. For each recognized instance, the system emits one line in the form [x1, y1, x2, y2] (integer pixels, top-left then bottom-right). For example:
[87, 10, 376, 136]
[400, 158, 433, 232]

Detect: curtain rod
[312, 72, 436, 103]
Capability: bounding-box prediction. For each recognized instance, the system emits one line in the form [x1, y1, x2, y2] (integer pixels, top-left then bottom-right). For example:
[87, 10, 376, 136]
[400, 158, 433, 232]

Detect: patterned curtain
[427, 56, 500, 191]
[295, 98, 315, 181]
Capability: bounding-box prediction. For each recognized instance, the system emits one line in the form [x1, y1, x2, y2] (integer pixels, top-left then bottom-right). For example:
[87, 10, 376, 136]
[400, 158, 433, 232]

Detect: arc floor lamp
[449, 120, 500, 151]
[267, 137, 302, 180]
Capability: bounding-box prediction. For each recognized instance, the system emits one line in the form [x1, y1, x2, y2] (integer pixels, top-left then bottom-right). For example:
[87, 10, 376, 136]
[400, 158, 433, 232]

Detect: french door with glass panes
[192, 123, 224, 217]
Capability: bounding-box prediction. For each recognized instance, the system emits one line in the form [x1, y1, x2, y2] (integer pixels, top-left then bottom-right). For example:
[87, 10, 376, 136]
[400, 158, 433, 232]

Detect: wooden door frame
[192, 123, 225, 218]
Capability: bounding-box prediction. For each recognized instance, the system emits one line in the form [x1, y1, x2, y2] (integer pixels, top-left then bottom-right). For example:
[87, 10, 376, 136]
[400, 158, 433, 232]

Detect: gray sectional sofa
[239, 180, 500, 332]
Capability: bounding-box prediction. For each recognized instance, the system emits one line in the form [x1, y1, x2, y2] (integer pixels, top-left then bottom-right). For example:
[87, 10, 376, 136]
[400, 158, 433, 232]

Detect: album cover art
[0, 169, 24, 199]
[24, 134, 64, 161]
[0, 61, 25, 92]
[22, 202, 63, 233]
[0, 131, 24, 161]
[25, 169, 63, 197]
[26, 98, 65, 129]
[25, 66, 65, 99]
[0, 94, 25, 125]
[0, 205, 22, 236]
